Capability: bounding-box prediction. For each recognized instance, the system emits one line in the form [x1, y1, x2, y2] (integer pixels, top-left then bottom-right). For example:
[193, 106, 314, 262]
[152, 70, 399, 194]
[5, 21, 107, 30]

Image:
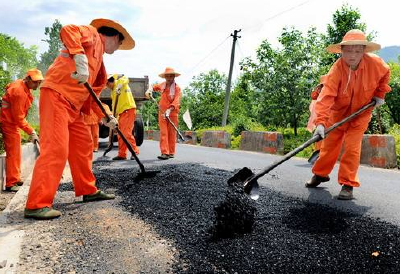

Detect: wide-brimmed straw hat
[326, 29, 381, 54]
[26, 68, 44, 81]
[159, 67, 181, 78]
[90, 18, 135, 50]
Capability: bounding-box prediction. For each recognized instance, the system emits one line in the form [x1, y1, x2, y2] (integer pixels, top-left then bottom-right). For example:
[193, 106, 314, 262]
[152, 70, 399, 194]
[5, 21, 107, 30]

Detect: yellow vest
[111, 76, 136, 116]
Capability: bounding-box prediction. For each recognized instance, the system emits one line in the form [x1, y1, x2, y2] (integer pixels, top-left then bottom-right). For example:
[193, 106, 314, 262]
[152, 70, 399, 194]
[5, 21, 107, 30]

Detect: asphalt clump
[93, 161, 400, 273]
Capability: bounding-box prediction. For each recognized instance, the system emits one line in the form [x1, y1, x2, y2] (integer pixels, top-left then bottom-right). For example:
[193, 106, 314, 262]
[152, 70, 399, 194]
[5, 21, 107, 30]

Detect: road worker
[24, 18, 135, 219]
[306, 75, 326, 164]
[83, 109, 100, 152]
[106, 74, 139, 160]
[305, 29, 391, 200]
[145, 67, 181, 160]
[0, 68, 43, 192]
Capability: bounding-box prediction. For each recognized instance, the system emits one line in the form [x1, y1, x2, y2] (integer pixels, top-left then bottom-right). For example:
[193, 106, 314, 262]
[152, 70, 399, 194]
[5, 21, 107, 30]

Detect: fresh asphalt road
[99, 139, 400, 227]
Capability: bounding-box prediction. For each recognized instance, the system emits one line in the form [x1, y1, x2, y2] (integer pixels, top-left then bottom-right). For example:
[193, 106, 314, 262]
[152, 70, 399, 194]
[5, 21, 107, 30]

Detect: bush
[388, 124, 400, 168]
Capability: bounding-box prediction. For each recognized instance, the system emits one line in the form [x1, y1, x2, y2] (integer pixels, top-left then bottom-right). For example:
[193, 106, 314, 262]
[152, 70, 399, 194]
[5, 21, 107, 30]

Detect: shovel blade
[307, 150, 320, 165]
[134, 170, 161, 181]
[228, 167, 260, 200]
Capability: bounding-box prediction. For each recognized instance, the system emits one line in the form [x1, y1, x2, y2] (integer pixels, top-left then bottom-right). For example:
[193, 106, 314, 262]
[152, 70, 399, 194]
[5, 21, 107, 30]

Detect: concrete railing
[240, 131, 284, 155]
[200, 131, 231, 149]
[360, 134, 397, 168]
[1, 143, 38, 190]
[144, 130, 160, 141]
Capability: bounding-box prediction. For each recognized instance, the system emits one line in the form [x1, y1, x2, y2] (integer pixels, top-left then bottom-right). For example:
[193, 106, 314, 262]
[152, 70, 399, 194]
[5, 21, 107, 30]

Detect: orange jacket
[314, 53, 391, 128]
[41, 24, 108, 118]
[153, 82, 181, 117]
[0, 79, 34, 134]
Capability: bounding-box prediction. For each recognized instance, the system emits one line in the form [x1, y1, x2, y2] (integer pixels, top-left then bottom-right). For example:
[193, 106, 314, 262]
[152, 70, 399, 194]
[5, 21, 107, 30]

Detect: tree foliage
[38, 19, 63, 74]
[0, 33, 38, 92]
[180, 70, 227, 129]
[385, 61, 400, 124]
[241, 27, 325, 135]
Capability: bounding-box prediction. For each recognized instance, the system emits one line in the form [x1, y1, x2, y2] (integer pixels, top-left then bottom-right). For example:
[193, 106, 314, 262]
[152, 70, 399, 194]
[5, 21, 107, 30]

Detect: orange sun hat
[90, 18, 135, 50]
[159, 67, 181, 78]
[26, 68, 44, 81]
[326, 29, 381, 54]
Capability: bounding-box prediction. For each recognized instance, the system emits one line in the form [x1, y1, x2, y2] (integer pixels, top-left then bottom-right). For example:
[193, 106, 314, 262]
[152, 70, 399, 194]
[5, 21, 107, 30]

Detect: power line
[186, 35, 230, 76]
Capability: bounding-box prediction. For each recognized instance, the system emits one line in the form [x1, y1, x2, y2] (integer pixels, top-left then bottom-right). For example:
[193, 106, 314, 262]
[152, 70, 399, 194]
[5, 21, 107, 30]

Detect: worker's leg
[117, 108, 138, 157]
[68, 114, 98, 196]
[158, 113, 170, 155]
[2, 124, 22, 187]
[312, 126, 346, 177]
[338, 126, 366, 187]
[167, 115, 178, 155]
[26, 89, 70, 209]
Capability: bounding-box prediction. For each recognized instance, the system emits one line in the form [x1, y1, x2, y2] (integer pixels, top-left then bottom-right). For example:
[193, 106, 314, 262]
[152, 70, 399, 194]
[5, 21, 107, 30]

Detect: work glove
[373, 96, 385, 107]
[145, 87, 153, 99]
[116, 84, 123, 95]
[29, 131, 39, 144]
[313, 124, 325, 139]
[101, 116, 118, 129]
[164, 108, 171, 118]
[70, 54, 89, 83]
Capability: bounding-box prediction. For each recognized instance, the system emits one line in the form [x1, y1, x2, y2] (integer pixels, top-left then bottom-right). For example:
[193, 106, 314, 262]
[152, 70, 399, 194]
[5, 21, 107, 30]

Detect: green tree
[181, 70, 227, 129]
[0, 33, 38, 92]
[241, 27, 325, 135]
[38, 19, 63, 74]
[385, 61, 400, 124]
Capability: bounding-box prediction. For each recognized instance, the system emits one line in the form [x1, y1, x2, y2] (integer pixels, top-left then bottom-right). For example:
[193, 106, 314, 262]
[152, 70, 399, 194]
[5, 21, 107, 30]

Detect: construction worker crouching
[0, 68, 43, 192]
[305, 29, 391, 200]
[106, 74, 139, 160]
[24, 18, 135, 220]
[145, 67, 181, 160]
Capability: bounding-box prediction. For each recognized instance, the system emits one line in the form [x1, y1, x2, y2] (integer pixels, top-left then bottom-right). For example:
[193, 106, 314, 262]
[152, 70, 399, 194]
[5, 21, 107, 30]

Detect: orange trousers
[158, 114, 178, 155]
[312, 123, 366, 188]
[26, 88, 97, 209]
[117, 108, 139, 157]
[2, 123, 22, 187]
[88, 123, 99, 151]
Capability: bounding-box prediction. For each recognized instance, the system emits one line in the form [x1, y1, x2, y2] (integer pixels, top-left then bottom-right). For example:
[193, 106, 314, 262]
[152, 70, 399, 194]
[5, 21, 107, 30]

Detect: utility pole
[221, 29, 241, 127]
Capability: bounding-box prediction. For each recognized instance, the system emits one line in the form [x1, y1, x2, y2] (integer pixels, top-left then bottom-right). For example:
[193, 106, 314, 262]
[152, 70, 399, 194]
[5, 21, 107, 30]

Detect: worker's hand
[373, 96, 385, 107]
[313, 124, 325, 139]
[145, 87, 153, 99]
[29, 131, 39, 144]
[116, 84, 123, 94]
[71, 54, 89, 83]
[164, 108, 171, 118]
[101, 116, 118, 129]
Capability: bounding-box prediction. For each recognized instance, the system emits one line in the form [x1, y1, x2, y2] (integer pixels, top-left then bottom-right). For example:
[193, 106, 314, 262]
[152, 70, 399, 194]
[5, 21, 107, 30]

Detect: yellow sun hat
[90, 18, 135, 50]
[326, 29, 381, 54]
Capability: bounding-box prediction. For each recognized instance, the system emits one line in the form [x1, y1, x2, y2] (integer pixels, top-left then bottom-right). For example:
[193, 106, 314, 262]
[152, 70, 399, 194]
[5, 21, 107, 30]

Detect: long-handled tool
[84, 82, 160, 179]
[149, 95, 192, 142]
[34, 139, 40, 157]
[231, 101, 376, 200]
[103, 91, 120, 156]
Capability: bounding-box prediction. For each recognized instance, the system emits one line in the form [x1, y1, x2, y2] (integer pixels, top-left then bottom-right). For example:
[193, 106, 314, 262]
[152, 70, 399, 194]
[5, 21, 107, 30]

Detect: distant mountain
[377, 46, 400, 63]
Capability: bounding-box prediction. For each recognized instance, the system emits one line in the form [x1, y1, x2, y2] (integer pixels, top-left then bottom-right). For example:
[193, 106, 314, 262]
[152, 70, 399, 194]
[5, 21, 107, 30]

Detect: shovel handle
[245, 100, 376, 186]
[83, 82, 145, 173]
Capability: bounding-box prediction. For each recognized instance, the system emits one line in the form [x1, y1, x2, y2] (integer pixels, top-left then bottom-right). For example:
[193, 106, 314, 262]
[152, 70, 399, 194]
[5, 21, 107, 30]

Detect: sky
[0, 0, 398, 88]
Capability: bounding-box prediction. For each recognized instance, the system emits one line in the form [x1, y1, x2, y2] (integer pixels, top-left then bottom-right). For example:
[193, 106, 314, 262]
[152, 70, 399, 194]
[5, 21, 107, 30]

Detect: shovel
[149, 95, 193, 142]
[232, 100, 376, 200]
[84, 82, 160, 180]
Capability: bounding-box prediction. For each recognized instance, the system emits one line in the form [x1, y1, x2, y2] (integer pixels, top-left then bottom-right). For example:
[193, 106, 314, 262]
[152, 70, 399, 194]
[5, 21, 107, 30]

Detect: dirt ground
[0, 190, 14, 211]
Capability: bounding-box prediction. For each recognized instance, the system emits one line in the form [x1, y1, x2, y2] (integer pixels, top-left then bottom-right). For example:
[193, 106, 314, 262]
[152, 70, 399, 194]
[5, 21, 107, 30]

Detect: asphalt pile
[93, 161, 400, 273]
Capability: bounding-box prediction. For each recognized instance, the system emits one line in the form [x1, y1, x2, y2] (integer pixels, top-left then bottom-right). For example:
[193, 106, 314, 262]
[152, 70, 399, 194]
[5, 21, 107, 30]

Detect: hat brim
[326, 41, 381, 54]
[159, 72, 181, 78]
[90, 18, 135, 50]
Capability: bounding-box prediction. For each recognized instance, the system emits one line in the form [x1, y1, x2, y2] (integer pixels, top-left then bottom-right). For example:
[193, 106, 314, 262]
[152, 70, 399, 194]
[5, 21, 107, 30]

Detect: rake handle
[84, 82, 145, 173]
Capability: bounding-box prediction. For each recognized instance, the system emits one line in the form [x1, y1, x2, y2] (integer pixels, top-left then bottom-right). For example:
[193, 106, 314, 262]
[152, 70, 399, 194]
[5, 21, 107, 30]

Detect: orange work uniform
[0, 80, 35, 187]
[83, 109, 100, 152]
[26, 24, 108, 210]
[312, 53, 391, 187]
[153, 82, 181, 155]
